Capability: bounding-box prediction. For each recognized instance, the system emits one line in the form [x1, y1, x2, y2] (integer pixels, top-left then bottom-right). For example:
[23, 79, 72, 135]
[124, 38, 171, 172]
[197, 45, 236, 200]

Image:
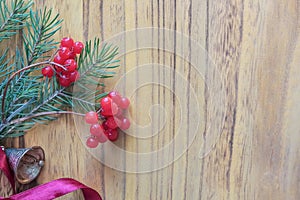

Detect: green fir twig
[0, 0, 32, 42]
[0, 0, 119, 139]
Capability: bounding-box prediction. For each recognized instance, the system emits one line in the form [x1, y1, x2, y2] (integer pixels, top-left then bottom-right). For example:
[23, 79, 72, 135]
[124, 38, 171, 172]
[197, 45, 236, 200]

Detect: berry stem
[49, 49, 59, 62]
[0, 111, 85, 137]
[8, 111, 85, 125]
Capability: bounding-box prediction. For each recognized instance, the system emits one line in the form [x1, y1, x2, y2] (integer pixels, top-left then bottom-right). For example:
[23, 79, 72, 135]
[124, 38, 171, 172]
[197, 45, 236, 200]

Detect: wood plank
[0, 0, 299, 199]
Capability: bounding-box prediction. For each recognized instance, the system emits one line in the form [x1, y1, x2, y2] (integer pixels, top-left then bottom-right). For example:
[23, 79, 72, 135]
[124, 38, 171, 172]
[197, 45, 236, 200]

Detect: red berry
[111, 103, 119, 115]
[53, 55, 66, 65]
[85, 111, 98, 124]
[97, 134, 108, 143]
[64, 59, 77, 72]
[86, 136, 99, 148]
[106, 117, 119, 129]
[100, 97, 119, 116]
[73, 41, 84, 54]
[100, 97, 112, 108]
[101, 103, 119, 116]
[42, 66, 54, 77]
[69, 70, 80, 82]
[119, 97, 130, 109]
[100, 110, 106, 118]
[61, 70, 70, 77]
[54, 66, 64, 74]
[59, 47, 71, 60]
[53, 55, 65, 74]
[68, 51, 76, 59]
[105, 129, 119, 141]
[61, 37, 74, 49]
[59, 74, 71, 87]
[119, 117, 130, 130]
[115, 108, 123, 118]
[101, 121, 108, 129]
[90, 123, 104, 137]
[108, 91, 122, 105]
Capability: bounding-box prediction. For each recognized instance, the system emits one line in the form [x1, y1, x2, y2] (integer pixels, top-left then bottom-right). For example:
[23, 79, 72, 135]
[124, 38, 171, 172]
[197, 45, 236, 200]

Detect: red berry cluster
[41, 37, 84, 87]
[85, 91, 131, 148]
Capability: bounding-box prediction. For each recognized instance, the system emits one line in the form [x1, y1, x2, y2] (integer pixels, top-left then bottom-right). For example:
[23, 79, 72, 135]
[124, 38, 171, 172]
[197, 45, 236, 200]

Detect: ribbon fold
[0, 148, 102, 200]
[0, 148, 15, 194]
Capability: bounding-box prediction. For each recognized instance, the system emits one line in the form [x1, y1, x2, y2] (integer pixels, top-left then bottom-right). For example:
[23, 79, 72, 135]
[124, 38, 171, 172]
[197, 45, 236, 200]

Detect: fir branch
[1, 60, 66, 122]
[0, 38, 119, 138]
[0, 110, 85, 138]
[23, 7, 62, 65]
[74, 39, 119, 112]
[9, 110, 85, 125]
[1, 6, 63, 126]
[60, 92, 96, 107]
[0, 0, 32, 42]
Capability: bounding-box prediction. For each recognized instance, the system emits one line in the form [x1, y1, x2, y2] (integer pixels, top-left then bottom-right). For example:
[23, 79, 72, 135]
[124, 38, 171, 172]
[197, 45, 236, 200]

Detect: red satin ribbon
[0, 178, 102, 200]
[0, 148, 15, 194]
[0, 149, 102, 200]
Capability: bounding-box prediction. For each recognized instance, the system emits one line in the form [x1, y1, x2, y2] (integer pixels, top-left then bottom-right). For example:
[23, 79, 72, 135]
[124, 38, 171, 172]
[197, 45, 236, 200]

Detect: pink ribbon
[0, 148, 15, 194]
[0, 149, 102, 200]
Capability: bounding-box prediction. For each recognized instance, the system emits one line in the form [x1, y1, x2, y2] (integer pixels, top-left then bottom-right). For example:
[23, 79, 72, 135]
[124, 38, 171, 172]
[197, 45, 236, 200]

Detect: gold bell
[4, 146, 45, 184]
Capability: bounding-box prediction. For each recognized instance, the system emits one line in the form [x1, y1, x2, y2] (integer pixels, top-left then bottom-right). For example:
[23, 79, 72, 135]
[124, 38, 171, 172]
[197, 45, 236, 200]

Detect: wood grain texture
[1, 0, 300, 199]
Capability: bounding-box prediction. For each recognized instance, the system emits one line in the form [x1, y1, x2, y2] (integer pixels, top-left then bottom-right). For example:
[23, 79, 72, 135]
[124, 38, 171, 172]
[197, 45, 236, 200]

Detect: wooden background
[2, 0, 300, 199]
